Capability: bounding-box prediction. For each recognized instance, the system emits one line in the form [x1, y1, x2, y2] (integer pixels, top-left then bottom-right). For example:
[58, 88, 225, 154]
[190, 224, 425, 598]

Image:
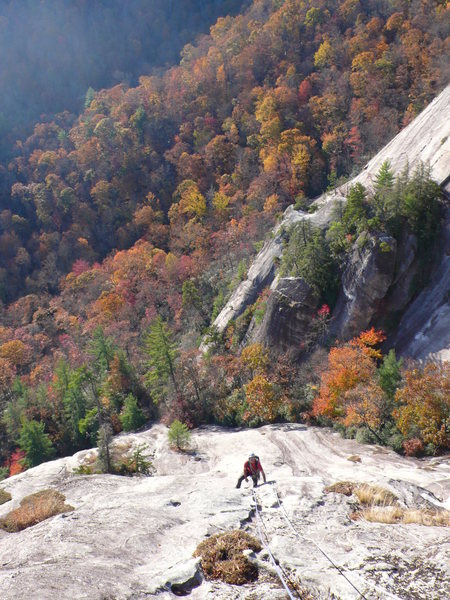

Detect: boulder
[331, 233, 397, 340]
[200, 203, 338, 354]
[246, 277, 318, 354]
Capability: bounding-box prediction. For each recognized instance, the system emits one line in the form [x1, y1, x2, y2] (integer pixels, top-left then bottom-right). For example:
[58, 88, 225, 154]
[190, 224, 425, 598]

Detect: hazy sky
[0, 0, 245, 155]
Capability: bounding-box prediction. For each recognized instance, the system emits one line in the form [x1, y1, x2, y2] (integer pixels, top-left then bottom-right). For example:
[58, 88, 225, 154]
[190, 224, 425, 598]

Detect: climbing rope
[271, 483, 402, 600]
[251, 489, 296, 600]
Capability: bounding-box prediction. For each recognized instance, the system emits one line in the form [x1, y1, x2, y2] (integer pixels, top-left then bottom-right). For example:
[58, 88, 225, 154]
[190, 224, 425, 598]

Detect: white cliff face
[350, 84, 450, 192]
[209, 85, 450, 352]
[0, 424, 449, 600]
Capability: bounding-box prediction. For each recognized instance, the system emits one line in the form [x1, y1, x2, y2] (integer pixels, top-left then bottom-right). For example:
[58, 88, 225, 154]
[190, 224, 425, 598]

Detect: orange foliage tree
[312, 329, 386, 429]
[244, 374, 280, 423]
[394, 363, 450, 451]
[5, 449, 26, 476]
[0, 340, 30, 368]
[240, 343, 269, 377]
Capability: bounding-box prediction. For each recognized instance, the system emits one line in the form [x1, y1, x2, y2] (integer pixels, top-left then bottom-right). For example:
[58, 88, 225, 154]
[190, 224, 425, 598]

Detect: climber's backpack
[248, 456, 260, 475]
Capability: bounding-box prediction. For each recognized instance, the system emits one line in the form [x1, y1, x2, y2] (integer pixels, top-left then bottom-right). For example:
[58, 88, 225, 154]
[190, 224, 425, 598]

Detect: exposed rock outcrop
[331, 234, 397, 340]
[204, 205, 325, 341]
[0, 424, 449, 599]
[207, 85, 450, 354]
[389, 206, 450, 361]
[205, 230, 283, 337]
[149, 557, 203, 595]
[245, 277, 318, 353]
[381, 232, 419, 316]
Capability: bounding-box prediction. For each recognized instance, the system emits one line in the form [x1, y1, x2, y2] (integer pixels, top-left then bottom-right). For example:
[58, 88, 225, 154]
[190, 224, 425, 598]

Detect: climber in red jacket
[236, 452, 266, 488]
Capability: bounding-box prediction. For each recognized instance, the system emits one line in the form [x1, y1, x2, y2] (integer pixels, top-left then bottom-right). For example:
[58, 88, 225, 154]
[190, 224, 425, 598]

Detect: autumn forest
[0, 0, 449, 477]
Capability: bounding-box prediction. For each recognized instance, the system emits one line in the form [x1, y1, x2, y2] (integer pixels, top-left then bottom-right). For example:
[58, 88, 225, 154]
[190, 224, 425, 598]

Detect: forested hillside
[0, 0, 246, 156]
[0, 0, 448, 477]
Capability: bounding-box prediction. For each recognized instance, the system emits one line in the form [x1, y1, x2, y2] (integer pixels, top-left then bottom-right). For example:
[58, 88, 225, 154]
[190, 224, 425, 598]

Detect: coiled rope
[271, 483, 402, 600]
[251, 489, 296, 600]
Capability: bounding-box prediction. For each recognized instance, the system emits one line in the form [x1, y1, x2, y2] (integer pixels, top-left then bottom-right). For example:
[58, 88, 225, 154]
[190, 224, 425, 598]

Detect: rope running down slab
[251, 489, 296, 600]
[271, 483, 402, 600]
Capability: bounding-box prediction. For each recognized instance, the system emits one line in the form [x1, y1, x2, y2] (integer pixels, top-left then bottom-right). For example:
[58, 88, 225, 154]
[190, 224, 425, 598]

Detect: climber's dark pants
[236, 473, 259, 488]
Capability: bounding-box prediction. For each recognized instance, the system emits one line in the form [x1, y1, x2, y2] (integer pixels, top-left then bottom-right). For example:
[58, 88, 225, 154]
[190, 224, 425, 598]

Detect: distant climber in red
[236, 452, 267, 488]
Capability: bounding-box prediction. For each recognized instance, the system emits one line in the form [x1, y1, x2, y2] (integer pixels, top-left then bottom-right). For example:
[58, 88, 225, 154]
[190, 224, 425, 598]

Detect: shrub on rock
[193, 531, 261, 585]
[168, 420, 191, 451]
[0, 488, 12, 505]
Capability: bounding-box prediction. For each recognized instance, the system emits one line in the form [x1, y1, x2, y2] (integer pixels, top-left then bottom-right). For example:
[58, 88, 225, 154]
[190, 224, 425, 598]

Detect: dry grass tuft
[0, 489, 73, 532]
[325, 481, 356, 496]
[402, 508, 450, 527]
[111, 439, 133, 457]
[329, 480, 449, 527]
[354, 484, 398, 506]
[353, 506, 450, 527]
[0, 488, 12, 505]
[347, 455, 361, 463]
[325, 481, 398, 505]
[193, 530, 262, 585]
[359, 506, 404, 524]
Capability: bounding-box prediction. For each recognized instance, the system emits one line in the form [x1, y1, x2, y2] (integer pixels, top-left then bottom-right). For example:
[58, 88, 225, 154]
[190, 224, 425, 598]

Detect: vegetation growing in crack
[0, 488, 12, 505]
[280, 221, 339, 308]
[73, 442, 153, 476]
[326, 480, 450, 527]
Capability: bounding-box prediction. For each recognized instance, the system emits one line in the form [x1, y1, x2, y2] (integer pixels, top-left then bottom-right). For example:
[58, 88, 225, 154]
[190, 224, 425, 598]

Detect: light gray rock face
[245, 277, 318, 353]
[204, 205, 324, 342]
[200, 202, 343, 353]
[331, 234, 397, 339]
[205, 231, 283, 337]
[310, 83, 450, 209]
[0, 424, 449, 600]
[207, 85, 450, 349]
[351, 83, 450, 191]
[389, 206, 450, 361]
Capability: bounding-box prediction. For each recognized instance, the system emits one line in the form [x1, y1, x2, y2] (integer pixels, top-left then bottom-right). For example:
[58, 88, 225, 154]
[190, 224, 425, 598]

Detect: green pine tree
[144, 316, 178, 402]
[97, 423, 113, 473]
[18, 420, 55, 468]
[63, 366, 89, 449]
[378, 349, 403, 400]
[281, 222, 339, 306]
[182, 279, 203, 316]
[119, 394, 146, 432]
[342, 183, 369, 234]
[375, 160, 394, 191]
[88, 327, 117, 373]
[373, 160, 398, 231]
[3, 378, 29, 441]
[168, 420, 191, 451]
[85, 86, 95, 109]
